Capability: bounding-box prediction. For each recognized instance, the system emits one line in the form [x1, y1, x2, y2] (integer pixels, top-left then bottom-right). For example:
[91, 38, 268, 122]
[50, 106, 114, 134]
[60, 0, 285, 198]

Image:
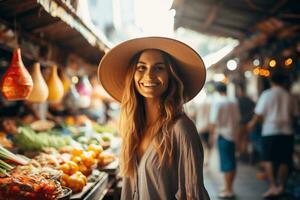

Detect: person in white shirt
[210, 82, 240, 198]
[195, 88, 213, 166]
[247, 73, 299, 198]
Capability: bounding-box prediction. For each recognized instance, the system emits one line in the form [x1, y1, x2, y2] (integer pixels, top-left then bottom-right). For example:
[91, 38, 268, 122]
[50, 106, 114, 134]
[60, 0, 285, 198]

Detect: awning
[0, 0, 111, 65]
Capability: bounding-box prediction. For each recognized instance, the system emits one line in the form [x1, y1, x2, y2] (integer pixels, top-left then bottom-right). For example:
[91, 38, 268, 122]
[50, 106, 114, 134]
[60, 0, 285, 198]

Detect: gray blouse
[121, 114, 210, 200]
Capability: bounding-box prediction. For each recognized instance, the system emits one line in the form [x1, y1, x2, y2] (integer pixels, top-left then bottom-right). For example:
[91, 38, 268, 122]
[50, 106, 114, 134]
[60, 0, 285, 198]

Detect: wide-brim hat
[98, 36, 206, 103]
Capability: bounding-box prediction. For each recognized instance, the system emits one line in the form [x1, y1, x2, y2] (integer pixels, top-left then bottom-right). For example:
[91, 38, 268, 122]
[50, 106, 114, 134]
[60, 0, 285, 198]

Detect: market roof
[173, 0, 300, 40]
[0, 0, 110, 65]
[172, 0, 300, 67]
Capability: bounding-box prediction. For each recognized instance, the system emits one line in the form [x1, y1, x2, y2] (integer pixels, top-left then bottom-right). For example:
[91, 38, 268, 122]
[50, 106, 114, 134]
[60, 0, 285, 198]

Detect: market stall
[0, 1, 120, 200]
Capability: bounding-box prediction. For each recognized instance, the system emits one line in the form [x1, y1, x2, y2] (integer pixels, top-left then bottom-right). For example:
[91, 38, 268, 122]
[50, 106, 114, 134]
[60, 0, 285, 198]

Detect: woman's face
[134, 50, 169, 100]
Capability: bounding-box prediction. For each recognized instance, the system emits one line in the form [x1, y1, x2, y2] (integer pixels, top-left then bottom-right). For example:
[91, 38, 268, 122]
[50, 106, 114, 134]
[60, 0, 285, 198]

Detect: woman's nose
[144, 68, 155, 78]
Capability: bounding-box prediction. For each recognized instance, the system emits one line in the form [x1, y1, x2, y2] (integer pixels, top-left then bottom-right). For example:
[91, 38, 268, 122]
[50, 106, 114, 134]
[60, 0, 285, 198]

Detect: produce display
[0, 146, 27, 176]
[30, 120, 55, 132]
[0, 147, 63, 200]
[15, 126, 72, 151]
[0, 14, 121, 199]
[0, 159, 13, 175]
[0, 164, 64, 200]
[0, 114, 119, 199]
[0, 173, 63, 200]
[0, 132, 13, 148]
[92, 123, 116, 134]
[0, 146, 29, 166]
[59, 144, 109, 192]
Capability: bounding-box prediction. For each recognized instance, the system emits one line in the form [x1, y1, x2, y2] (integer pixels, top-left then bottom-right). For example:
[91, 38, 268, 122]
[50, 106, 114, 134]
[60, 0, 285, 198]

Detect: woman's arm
[174, 116, 210, 200]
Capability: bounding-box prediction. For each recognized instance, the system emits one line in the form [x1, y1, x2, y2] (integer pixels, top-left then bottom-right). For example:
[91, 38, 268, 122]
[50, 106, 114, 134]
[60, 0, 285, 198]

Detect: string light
[71, 76, 79, 84]
[227, 59, 237, 71]
[253, 67, 260, 75]
[253, 59, 260, 66]
[244, 71, 252, 78]
[253, 67, 270, 77]
[284, 58, 293, 67]
[269, 59, 276, 67]
[261, 69, 270, 77]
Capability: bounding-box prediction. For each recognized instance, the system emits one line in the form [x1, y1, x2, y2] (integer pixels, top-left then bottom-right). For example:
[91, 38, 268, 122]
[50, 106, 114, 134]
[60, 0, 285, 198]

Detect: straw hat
[98, 36, 206, 103]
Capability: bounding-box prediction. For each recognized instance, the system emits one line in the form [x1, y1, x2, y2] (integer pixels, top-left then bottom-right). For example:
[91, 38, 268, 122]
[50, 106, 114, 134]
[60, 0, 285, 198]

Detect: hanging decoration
[60, 70, 71, 96]
[76, 75, 92, 108]
[76, 75, 92, 96]
[1, 48, 33, 100]
[65, 83, 81, 110]
[47, 65, 64, 103]
[27, 63, 49, 103]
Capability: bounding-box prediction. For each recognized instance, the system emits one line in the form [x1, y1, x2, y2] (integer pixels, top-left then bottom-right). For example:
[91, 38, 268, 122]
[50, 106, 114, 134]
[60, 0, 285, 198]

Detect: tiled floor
[203, 148, 268, 200]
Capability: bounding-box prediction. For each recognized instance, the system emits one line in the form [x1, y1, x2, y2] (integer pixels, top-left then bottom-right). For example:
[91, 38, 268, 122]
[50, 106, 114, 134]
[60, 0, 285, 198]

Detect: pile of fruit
[58, 144, 115, 193]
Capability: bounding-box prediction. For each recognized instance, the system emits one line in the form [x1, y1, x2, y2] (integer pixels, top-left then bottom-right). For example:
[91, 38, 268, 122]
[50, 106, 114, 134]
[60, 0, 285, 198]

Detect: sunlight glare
[134, 0, 175, 36]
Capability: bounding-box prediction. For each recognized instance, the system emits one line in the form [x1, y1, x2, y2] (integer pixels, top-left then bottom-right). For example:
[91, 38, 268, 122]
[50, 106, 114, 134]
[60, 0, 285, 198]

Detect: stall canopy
[172, 0, 300, 69]
[0, 0, 110, 65]
[173, 0, 300, 39]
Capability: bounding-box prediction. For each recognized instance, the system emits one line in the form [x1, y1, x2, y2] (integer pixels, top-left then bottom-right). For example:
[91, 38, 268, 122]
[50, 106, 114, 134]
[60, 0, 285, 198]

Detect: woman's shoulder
[173, 114, 198, 140]
[173, 114, 194, 129]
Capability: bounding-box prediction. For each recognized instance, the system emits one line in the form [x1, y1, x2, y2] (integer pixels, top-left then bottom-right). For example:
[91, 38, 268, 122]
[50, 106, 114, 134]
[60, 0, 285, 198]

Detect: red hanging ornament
[1, 48, 33, 100]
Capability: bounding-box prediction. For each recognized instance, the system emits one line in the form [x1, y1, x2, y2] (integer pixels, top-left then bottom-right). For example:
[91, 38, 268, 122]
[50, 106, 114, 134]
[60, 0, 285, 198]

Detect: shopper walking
[98, 37, 210, 200]
[195, 86, 213, 167]
[235, 83, 255, 160]
[247, 73, 299, 198]
[210, 82, 240, 199]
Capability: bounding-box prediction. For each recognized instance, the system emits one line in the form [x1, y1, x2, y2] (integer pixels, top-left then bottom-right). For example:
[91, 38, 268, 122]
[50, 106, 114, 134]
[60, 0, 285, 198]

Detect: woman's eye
[155, 65, 165, 71]
[136, 66, 146, 72]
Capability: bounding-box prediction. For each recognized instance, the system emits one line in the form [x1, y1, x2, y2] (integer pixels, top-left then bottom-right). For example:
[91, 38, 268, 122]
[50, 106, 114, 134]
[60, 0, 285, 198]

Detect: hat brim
[98, 36, 206, 103]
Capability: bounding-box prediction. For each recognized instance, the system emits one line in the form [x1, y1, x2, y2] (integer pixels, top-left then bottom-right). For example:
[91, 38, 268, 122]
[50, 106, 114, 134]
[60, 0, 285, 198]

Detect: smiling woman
[134, 50, 169, 100]
[98, 36, 209, 200]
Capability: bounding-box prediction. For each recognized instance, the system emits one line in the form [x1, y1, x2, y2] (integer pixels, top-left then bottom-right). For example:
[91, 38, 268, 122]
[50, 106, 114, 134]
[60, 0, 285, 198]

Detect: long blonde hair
[119, 50, 185, 178]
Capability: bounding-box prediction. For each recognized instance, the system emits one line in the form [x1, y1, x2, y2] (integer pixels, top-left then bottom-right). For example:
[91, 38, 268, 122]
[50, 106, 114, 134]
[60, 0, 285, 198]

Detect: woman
[98, 37, 210, 200]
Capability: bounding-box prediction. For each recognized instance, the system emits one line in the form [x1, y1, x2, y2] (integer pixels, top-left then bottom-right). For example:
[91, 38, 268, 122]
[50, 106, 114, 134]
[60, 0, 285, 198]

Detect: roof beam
[271, 0, 289, 14]
[175, 17, 245, 39]
[32, 21, 64, 33]
[200, 1, 222, 32]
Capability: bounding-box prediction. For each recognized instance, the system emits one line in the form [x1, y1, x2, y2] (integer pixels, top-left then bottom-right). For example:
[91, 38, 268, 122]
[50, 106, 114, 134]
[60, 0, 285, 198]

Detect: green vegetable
[15, 126, 72, 151]
[93, 124, 116, 134]
[88, 138, 99, 145]
[0, 160, 13, 171]
[101, 135, 111, 142]
[77, 136, 89, 144]
[0, 159, 13, 175]
[0, 145, 29, 165]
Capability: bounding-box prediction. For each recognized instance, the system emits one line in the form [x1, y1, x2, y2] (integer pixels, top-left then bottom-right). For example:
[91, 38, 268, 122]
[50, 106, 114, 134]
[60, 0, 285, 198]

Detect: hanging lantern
[60, 70, 71, 96]
[27, 63, 49, 103]
[47, 65, 64, 103]
[65, 84, 80, 110]
[76, 75, 92, 96]
[1, 48, 33, 100]
[76, 75, 92, 108]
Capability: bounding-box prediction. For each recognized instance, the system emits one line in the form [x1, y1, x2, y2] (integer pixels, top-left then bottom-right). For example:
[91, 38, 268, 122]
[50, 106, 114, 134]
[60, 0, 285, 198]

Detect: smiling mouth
[141, 82, 159, 87]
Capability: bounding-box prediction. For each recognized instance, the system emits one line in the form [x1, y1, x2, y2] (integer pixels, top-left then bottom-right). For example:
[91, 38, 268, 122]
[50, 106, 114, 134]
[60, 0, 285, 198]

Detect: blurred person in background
[210, 82, 240, 199]
[235, 82, 255, 161]
[195, 84, 214, 167]
[98, 37, 210, 200]
[247, 73, 299, 198]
